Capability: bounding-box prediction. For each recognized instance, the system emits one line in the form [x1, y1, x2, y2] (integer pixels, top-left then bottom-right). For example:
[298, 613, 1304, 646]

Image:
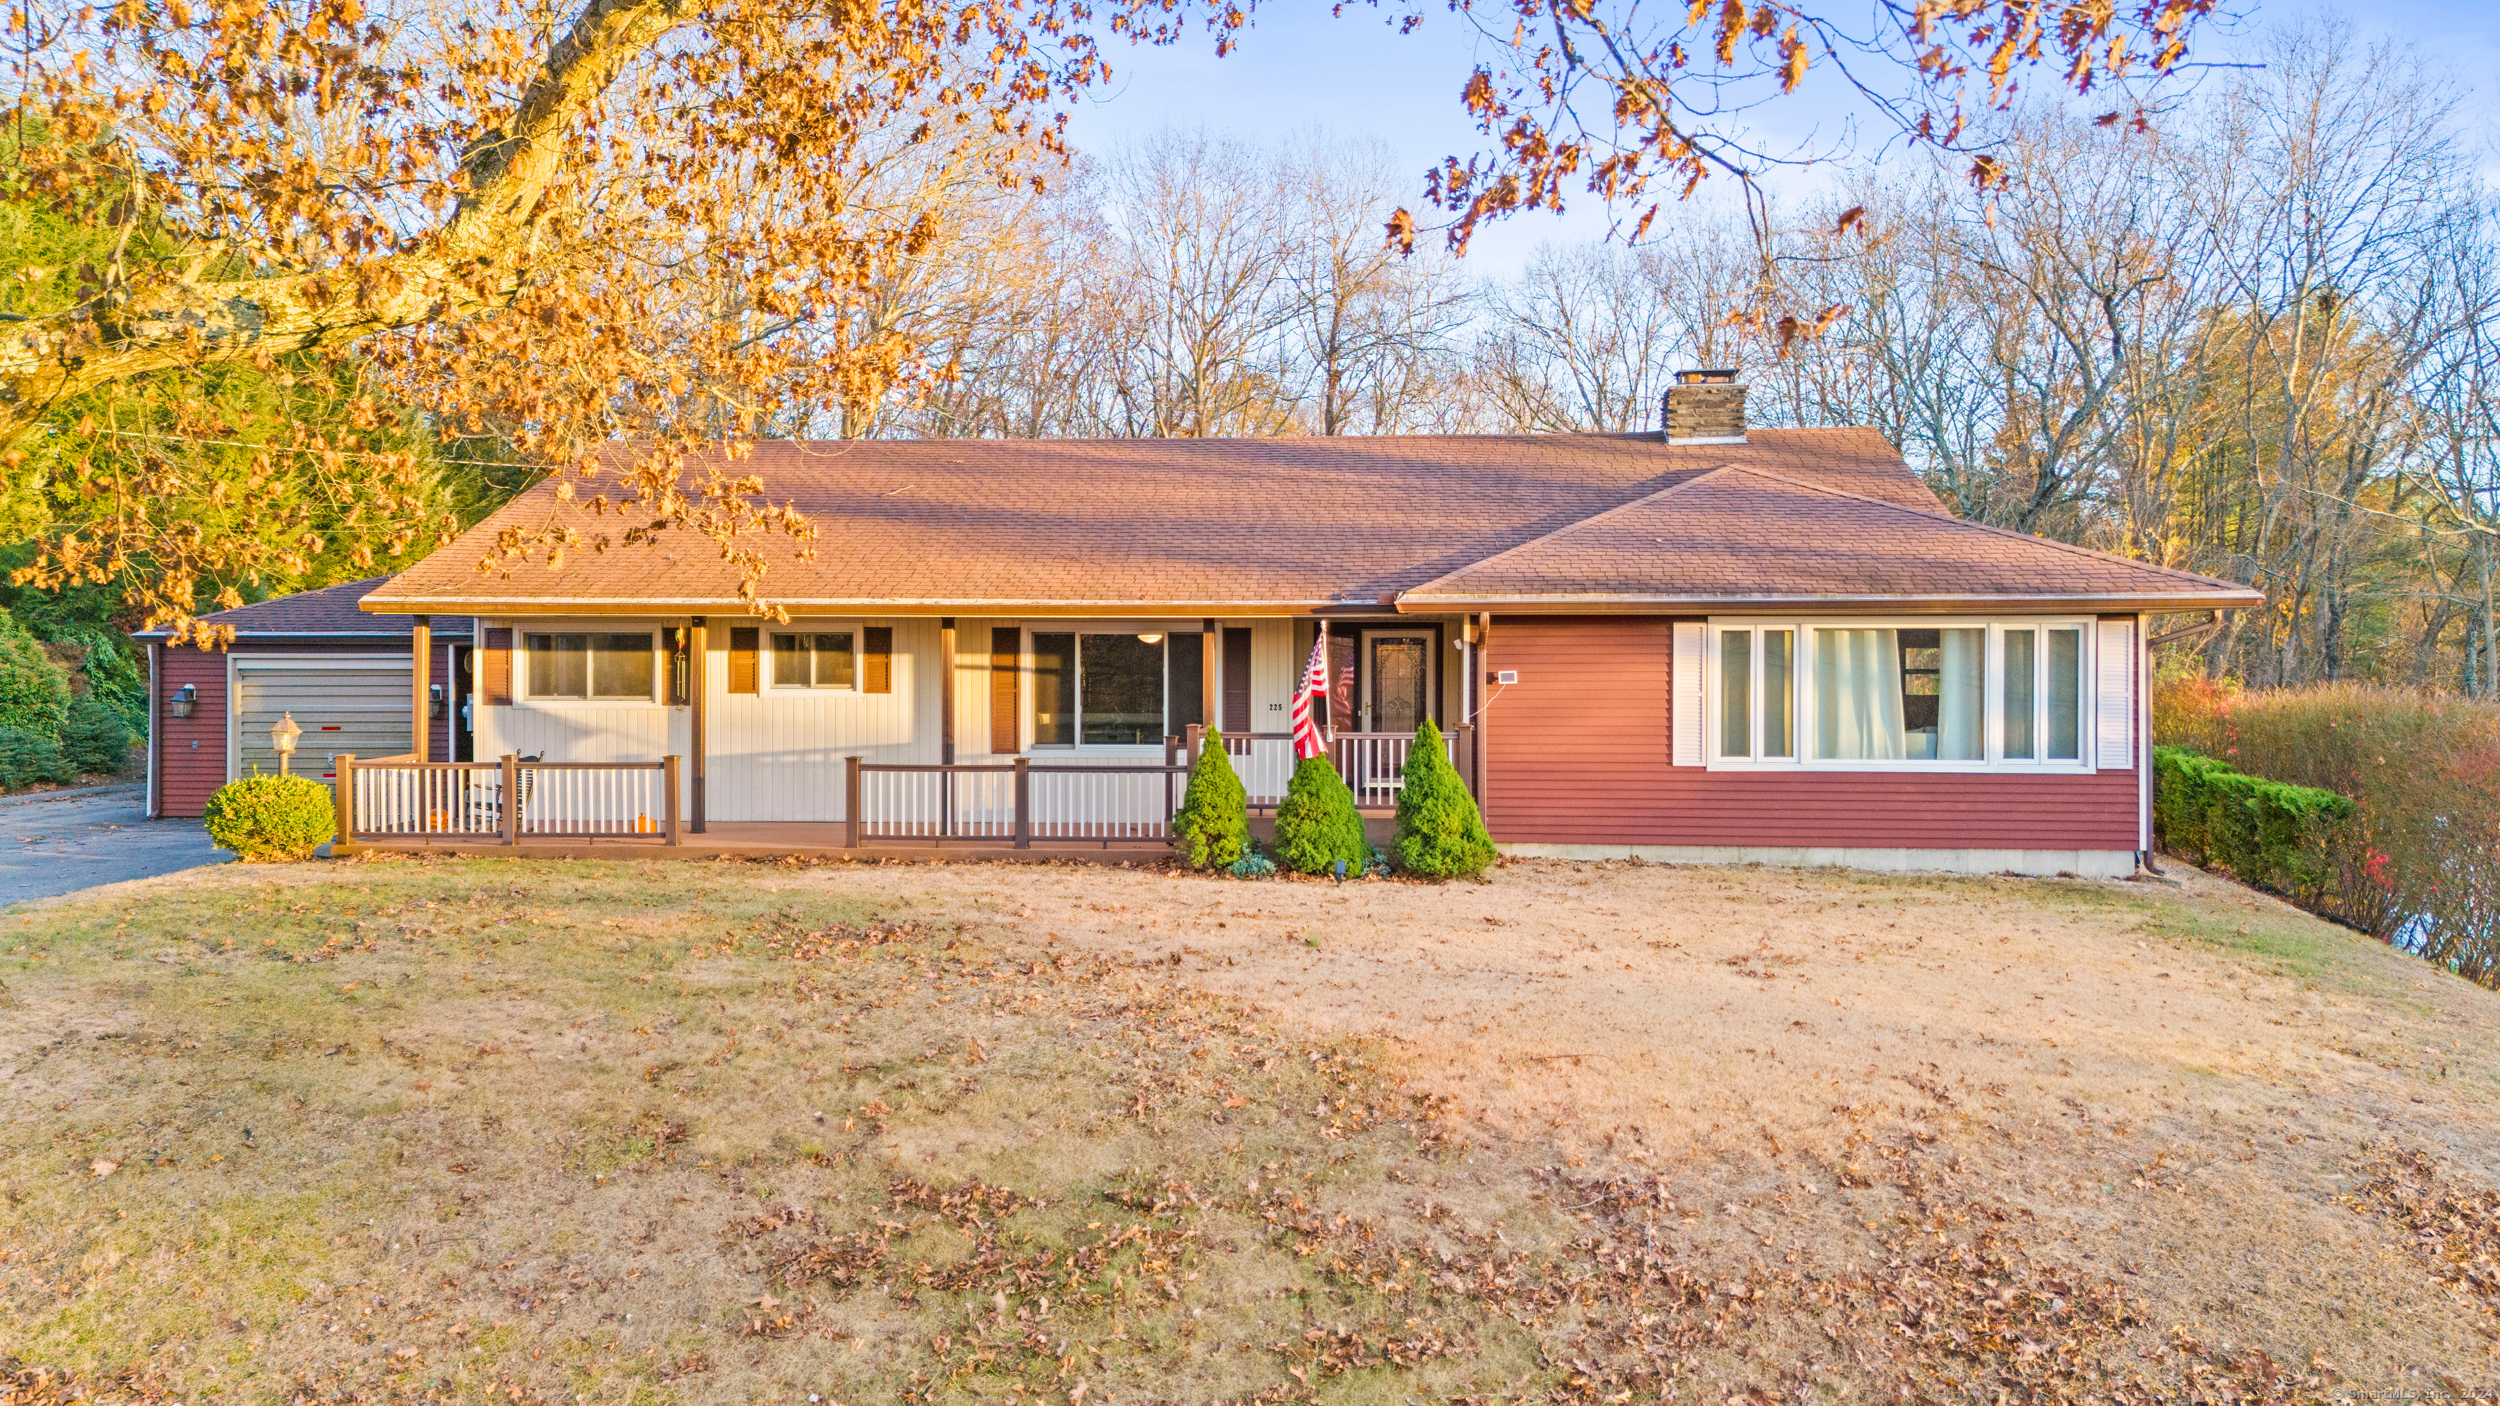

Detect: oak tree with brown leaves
[2, 0, 2219, 638]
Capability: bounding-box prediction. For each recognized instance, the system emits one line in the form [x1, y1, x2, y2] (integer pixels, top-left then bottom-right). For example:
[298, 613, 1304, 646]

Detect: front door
[1362, 631, 1433, 733]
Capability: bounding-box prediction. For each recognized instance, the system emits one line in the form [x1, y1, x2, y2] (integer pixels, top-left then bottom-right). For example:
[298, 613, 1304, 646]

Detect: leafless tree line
[783, 24, 2498, 692]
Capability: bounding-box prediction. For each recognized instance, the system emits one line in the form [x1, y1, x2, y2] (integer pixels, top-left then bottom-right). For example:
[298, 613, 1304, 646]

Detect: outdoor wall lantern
[168, 683, 197, 718]
[270, 712, 303, 777]
[429, 682, 447, 718]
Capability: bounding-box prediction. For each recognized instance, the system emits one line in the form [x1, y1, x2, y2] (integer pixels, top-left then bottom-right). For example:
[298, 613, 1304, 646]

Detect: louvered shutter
[728, 628, 760, 694]
[2096, 618, 2135, 769]
[863, 627, 893, 693]
[990, 627, 1020, 754]
[481, 628, 512, 706]
[1671, 622, 1704, 767]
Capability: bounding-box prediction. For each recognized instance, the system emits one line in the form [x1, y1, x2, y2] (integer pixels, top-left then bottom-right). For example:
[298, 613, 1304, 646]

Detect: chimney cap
[1674, 368, 1739, 385]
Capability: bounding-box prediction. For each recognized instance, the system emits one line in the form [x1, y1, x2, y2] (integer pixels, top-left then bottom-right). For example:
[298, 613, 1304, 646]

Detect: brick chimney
[1662, 368, 1746, 445]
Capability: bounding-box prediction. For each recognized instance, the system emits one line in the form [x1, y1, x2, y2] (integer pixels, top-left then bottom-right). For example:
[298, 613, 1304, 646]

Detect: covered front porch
[335, 611, 1481, 858]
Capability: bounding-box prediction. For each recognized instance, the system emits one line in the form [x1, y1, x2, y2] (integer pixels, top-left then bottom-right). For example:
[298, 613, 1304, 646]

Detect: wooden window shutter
[1671, 622, 1704, 767]
[728, 628, 760, 694]
[2095, 618, 2135, 770]
[481, 628, 513, 706]
[990, 627, 1020, 753]
[1221, 628, 1253, 733]
[863, 627, 893, 693]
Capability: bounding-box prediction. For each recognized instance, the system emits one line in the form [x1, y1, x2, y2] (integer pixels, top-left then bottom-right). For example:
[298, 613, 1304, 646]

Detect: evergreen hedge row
[2152, 746, 2354, 905]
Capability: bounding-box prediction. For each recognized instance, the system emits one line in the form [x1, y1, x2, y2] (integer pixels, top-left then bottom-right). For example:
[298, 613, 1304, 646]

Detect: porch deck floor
[334, 812, 1397, 862]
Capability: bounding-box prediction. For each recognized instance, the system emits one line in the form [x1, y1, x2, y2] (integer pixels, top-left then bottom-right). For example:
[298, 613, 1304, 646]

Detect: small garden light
[1332, 858, 1347, 884]
[269, 712, 303, 777]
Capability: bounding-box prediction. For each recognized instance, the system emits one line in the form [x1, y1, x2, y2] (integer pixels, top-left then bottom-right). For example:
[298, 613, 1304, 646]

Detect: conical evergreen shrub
[1172, 727, 1249, 869]
[1393, 718, 1496, 878]
[1271, 753, 1368, 875]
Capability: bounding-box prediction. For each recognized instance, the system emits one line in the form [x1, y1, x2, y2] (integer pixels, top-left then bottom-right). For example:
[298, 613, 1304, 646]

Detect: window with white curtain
[1709, 619, 2092, 770]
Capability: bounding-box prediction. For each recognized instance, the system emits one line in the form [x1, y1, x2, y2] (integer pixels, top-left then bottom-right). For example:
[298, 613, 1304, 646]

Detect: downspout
[146, 642, 160, 820]
[2137, 612, 2155, 872]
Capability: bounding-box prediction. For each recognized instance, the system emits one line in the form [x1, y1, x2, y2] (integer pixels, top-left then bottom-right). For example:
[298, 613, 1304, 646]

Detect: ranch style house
[153, 374, 2261, 875]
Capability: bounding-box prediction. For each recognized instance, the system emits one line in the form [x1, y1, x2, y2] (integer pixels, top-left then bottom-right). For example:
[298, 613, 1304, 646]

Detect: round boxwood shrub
[204, 775, 336, 862]
[59, 696, 132, 775]
[1392, 718, 1497, 878]
[1172, 726, 1249, 869]
[1271, 754, 1367, 876]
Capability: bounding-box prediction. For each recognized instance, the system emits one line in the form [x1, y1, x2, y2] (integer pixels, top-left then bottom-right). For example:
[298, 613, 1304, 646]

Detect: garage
[232, 658, 413, 782]
[139, 577, 470, 818]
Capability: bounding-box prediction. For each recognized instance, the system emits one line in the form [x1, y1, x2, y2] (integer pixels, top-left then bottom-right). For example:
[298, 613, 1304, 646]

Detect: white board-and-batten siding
[470, 616, 1304, 822]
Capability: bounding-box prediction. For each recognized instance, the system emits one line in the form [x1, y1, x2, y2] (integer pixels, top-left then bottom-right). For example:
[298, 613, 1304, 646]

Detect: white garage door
[235, 660, 412, 782]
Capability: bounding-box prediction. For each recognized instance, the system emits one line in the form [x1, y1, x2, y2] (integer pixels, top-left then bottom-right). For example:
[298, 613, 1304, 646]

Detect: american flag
[1290, 633, 1329, 759]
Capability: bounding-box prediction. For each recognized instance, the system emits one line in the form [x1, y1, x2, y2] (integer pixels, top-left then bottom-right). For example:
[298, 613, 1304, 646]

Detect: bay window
[1709, 619, 2091, 769]
[1028, 629, 1204, 748]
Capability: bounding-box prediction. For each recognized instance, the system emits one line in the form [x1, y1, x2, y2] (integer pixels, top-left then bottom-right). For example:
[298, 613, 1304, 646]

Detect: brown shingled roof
[135, 576, 472, 639]
[1400, 465, 2261, 610]
[357, 430, 2256, 615]
[362, 430, 1944, 612]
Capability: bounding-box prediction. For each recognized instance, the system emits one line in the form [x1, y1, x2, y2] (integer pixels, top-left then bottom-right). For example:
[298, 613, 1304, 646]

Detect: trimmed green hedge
[1172, 727, 1249, 870]
[2153, 746, 2355, 903]
[1392, 719, 1495, 878]
[1271, 755, 1368, 876]
[204, 775, 336, 862]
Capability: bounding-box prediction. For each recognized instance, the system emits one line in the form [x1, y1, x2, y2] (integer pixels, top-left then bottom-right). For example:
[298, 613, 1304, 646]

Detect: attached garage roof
[136, 577, 473, 640]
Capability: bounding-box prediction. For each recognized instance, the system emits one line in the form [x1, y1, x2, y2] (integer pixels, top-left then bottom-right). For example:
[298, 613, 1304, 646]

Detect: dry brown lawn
[4, 851, 2498, 1403]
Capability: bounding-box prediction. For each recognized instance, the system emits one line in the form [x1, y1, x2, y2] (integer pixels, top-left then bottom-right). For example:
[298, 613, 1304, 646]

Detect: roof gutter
[1392, 589, 2267, 614]
[357, 597, 1389, 616]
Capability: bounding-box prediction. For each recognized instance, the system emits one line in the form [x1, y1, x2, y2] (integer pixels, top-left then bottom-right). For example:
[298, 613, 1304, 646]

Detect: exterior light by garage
[168, 683, 198, 718]
[269, 712, 303, 776]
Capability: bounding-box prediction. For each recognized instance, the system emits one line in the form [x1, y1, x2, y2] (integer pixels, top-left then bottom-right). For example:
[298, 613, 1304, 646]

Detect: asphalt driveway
[0, 784, 230, 906]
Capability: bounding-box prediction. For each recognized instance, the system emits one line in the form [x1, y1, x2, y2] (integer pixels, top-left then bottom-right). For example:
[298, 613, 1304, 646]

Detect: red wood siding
[154, 646, 230, 819]
[151, 637, 427, 818]
[1481, 616, 2139, 851]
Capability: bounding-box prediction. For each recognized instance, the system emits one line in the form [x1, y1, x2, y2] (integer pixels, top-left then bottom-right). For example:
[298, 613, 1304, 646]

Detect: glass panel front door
[1365, 634, 1431, 733]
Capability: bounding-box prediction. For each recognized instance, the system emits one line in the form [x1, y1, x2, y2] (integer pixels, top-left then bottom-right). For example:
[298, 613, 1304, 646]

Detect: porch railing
[844, 755, 1188, 848]
[336, 754, 682, 844]
[1195, 726, 1474, 809]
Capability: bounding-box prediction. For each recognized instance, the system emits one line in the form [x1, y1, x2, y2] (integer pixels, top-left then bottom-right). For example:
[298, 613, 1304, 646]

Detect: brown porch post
[664, 755, 682, 846]
[939, 617, 957, 764]
[334, 756, 355, 848]
[844, 755, 862, 848]
[688, 617, 708, 834]
[939, 618, 956, 838]
[409, 616, 430, 762]
[500, 753, 519, 845]
[1476, 613, 1493, 822]
[1201, 617, 1218, 734]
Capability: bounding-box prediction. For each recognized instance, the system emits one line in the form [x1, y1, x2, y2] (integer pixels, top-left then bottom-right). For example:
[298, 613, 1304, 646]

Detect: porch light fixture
[429, 682, 447, 718]
[269, 712, 303, 777]
[168, 683, 197, 718]
[1136, 633, 1163, 645]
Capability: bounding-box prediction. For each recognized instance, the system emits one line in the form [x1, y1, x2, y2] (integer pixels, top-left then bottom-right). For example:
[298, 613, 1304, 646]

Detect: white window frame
[519, 629, 662, 704]
[1021, 621, 1194, 752]
[1703, 616, 2097, 773]
[766, 625, 864, 693]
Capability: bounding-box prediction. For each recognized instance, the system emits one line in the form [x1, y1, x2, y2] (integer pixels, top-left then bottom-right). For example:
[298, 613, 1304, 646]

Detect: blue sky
[1057, 0, 2500, 277]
